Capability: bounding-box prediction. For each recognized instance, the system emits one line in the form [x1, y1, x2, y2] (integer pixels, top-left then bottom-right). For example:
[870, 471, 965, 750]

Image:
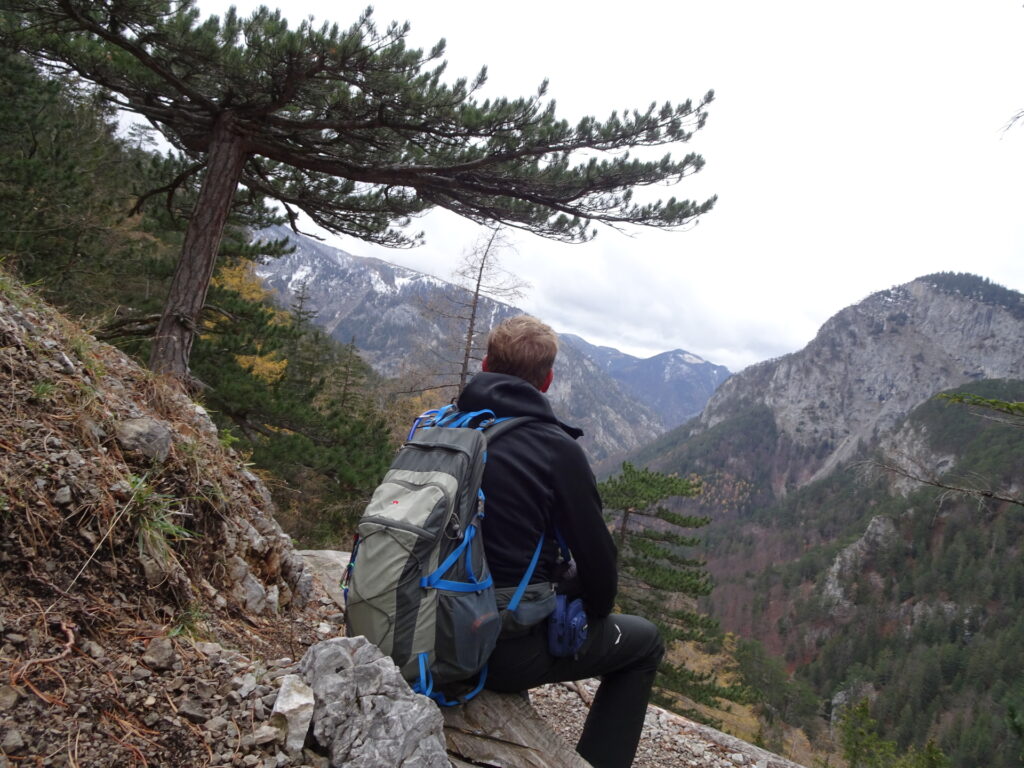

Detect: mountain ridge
[561, 332, 731, 429]
[627, 272, 1024, 766]
[661, 275, 1024, 495]
[254, 225, 732, 462]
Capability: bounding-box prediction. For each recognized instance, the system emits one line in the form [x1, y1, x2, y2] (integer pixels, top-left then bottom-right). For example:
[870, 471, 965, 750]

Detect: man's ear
[481, 355, 490, 372]
[539, 368, 553, 393]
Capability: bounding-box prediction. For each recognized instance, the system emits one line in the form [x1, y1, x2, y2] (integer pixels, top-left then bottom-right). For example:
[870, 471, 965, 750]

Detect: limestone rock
[1, 728, 25, 754]
[234, 572, 268, 615]
[253, 723, 280, 745]
[0, 685, 20, 711]
[115, 417, 172, 463]
[270, 674, 314, 757]
[142, 636, 178, 672]
[298, 636, 448, 768]
[297, 550, 351, 611]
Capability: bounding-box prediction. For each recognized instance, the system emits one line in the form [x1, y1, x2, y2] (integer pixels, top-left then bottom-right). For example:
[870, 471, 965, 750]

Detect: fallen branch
[559, 680, 594, 707]
[12, 620, 76, 686]
[19, 669, 68, 708]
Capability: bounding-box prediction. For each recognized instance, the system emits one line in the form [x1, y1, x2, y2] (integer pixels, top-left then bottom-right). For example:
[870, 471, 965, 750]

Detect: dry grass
[0, 269, 322, 765]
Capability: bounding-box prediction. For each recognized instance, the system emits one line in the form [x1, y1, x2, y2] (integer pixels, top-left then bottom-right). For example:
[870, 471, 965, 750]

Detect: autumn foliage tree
[3, 0, 715, 383]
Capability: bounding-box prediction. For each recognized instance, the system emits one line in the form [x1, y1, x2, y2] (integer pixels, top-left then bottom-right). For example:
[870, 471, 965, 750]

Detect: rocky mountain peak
[695, 274, 1024, 494]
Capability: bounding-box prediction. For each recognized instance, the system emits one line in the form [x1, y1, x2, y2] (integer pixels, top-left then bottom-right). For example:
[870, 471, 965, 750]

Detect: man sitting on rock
[457, 314, 664, 768]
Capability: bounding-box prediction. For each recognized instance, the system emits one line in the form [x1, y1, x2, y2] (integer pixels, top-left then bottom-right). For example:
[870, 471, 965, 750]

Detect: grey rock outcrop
[115, 417, 173, 463]
[822, 516, 899, 615]
[298, 637, 449, 767]
[689, 276, 1024, 495]
[296, 550, 350, 612]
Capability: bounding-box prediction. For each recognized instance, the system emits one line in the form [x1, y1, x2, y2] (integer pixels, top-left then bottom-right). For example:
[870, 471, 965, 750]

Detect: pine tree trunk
[149, 114, 249, 381]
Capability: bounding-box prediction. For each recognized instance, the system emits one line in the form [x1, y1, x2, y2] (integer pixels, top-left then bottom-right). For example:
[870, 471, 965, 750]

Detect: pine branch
[873, 458, 1024, 509]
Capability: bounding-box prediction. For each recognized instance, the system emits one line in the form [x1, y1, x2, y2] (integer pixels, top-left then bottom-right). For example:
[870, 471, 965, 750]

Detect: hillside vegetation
[0, 261, 327, 765]
[0, 49, 397, 548]
[629, 277, 1024, 767]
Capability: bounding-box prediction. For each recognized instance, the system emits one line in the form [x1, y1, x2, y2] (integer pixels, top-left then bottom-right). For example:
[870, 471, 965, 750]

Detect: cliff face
[693, 277, 1024, 495]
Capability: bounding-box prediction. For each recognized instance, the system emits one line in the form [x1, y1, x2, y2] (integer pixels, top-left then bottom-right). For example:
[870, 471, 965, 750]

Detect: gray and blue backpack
[344, 406, 546, 705]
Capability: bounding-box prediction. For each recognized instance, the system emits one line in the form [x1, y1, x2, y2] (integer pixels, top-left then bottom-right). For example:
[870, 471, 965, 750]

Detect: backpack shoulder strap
[481, 415, 538, 444]
[482, 415, 549, 610]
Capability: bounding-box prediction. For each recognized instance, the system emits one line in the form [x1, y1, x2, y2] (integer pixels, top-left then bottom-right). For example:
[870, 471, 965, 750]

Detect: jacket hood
[458, 372, 584, 439]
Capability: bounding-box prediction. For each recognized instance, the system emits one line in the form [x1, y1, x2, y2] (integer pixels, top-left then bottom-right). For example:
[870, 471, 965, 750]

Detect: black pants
[485, 613, 664, 768]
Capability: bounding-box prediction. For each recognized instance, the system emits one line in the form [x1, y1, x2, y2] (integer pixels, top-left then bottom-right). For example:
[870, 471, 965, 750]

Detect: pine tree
[598, 462, 713, 638]
[4, 1, 715, 381]
[838, 700, 951, 768]
[0, 48, 160, 298]
[598, 462, 729, 712]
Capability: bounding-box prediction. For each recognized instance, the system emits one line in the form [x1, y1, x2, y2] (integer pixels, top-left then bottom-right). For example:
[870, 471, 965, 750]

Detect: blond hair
[486, 315, 558, 388]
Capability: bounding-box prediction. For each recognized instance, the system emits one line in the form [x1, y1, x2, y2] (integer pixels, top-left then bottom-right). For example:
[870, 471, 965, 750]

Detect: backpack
[344, 406, 544, 705]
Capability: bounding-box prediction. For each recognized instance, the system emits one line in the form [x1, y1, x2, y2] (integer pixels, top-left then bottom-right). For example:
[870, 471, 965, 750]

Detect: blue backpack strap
[449, 409, 495, 428]
[421, 524, 493, 591]
[427, 664, 490, 707]
[407, 405, 455, 439]
[412, 652, 434, 698]
[506, 534, 545, 612]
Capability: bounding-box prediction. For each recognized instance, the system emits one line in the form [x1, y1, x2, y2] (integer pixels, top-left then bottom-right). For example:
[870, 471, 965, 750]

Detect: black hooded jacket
[457, 372, 618, 619]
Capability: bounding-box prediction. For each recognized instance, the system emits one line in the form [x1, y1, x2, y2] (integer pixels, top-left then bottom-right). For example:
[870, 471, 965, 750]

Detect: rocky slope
[685, 275, 1024, 495]
[0, 272, 801, 765]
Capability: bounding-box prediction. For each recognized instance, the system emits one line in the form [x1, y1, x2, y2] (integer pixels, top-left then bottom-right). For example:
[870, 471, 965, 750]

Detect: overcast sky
[201, 1, 1024, 371]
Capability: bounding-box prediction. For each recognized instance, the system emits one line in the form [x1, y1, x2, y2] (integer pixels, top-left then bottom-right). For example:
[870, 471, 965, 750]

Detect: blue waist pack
[547, 594, 589, 658]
